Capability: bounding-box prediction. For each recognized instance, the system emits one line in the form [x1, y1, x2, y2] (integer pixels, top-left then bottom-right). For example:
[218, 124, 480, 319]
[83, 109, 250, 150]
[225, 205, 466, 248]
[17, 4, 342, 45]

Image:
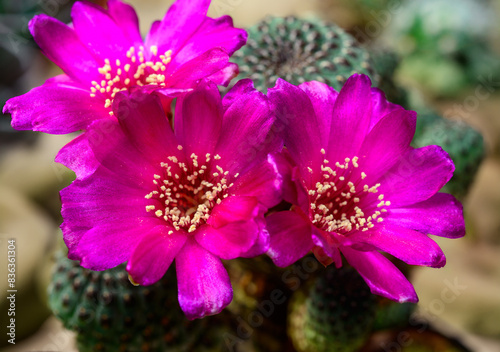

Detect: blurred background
[0, 0, 500, 351]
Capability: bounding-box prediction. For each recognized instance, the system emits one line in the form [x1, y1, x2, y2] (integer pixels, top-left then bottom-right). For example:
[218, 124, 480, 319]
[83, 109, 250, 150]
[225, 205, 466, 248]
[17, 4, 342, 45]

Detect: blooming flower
[4, 0, 247, 176]
[60, 79, 281, 319]
[266, 74, 465, 302]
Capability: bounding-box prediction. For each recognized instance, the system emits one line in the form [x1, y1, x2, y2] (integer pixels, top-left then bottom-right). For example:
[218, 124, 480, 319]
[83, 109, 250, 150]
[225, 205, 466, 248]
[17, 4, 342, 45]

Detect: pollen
[89, 45, 173, 115]
[307, 154, 390, 235]
[144, 151, 236, 233]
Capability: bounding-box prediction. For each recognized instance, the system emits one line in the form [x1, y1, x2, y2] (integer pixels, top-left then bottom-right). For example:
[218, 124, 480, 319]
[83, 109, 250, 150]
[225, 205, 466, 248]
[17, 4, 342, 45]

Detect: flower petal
[174, 79, 222, 156]
[171, 15, 247, 66]
[358, 108, 416, 181]
[71, 1, 136, 61]
[5, 81, 105, 133]
[126, 226, 186, 286]
[216, 80, 278, 174]
[385, 193, 465, 239]
[346, 224, 446, 268]
[268, 78, 323, 171]
[107, 0, 142, 44]
[240, 217, 270, 257]
[196, 220, 259, 260]
[266, 210, 313, 267]
[207, 62, 239, 87]
[145, 0, 210, 58]
[167, 47, 231, 88]
[29, 14, 100, 83]
[369, 87, 401, 130]
[231, 156, 282, 209]
[381, 145, 455, 207]
[341, 247, 418, 303]
[298, 80, 338, 145]
[176, 240, 232, 319]
[207, 196, 259, 229]
[55, 134, 99, 179]
[327, 74, 373, 162]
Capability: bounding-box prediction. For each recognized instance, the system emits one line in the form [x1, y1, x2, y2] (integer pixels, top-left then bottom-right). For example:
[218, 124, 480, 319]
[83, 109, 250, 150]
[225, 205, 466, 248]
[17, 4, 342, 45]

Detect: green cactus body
[231, 16, 378, 93]
[48, 252, 209, 352]
[412, 112, 485, 199]
[288, 266, 376, 352]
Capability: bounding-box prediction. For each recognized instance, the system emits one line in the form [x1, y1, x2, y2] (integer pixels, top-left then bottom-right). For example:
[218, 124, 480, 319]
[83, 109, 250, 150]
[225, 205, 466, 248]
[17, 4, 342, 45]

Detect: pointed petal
[127, 226, 186, 285]
[266, 210, 313, 267]
[385, 193, 465, 238]
[381, 145, 455, 207]
[29, 14, 100, 83]
[55, 134, 99, 179]
[216, 80, 278, 174]
[5, 81, 105, 133]
[174, 79, 222, 156]
[71, 1, 136, 60]
[327, 74, 373, 162]
[207, 196, 259, 228]
[167, 48, 231, 88]
[342, 247, 418, 303]
[231, 156, 282, 209]
[298, 80, 338, 145]
[207, 62, 239, 86]
[347, 224, 446, 268]
[358, 108, 416, 180]
[369, 87, 401, 130]
[196, 220, 259, 260]
[176, 240, 232, 319]
[107, 0, 142, 44]
[268, 78, 323, 172]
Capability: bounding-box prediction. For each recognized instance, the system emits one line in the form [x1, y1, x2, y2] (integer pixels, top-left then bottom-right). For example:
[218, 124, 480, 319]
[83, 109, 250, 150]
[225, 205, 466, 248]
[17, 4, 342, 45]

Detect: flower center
[89, 45, 172, 116]
[144, 147, 237, 233]
[307, 149, 390, 234]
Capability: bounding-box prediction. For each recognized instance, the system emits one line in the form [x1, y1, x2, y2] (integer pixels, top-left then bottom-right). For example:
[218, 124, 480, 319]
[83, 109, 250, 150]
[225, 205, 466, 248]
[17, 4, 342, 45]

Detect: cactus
[288, 265, 376, 352]
[47, 251, 221, 352]
[231, 16, 378, 93]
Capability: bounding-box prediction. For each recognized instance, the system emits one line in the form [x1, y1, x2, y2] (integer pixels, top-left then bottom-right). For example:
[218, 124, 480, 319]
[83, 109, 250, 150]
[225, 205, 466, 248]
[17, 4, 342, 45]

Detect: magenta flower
[60, 79, 281, 319]
[4, 0, 246, 175]
[266, 74, 465, 303]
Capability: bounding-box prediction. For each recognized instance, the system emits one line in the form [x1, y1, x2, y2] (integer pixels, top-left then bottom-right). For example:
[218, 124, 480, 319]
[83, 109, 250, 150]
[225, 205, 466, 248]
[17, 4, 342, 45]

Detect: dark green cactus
[412, 112, 485, 199]
[231, 16, 378, 93]
[373, 297, 416, 331]
[47, 251, 214, 352]
[288, 265, 377, 352]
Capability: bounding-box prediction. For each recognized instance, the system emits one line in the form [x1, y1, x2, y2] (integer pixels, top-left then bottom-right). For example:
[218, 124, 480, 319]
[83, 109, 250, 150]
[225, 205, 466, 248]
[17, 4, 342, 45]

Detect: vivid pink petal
[342, 247, 418, 303]
[222, 78, 256, 111]
[107, 0, 142, 44]
[174, 79, 222, 156]
[241, 217, 270, 257]
[268, 78, 323, 172]
[385, 193, 465, 239]
[146, 0, 210, 58]
[207, 196, 259, 228]
[29, 14, 100, 83]
[368, 87, 401, 130]
[171, 15, 247, 66]
[231, 156, 282, 208]
[327, 74, 373, 162]
[167, 48, 230, 88]
[55, 134, 99, 179]
[196, 220, 259, 260]
[347, 224, 446, 268]
[176, 240, 232, 320]
[381, 145, 455, 207]
[71, 1, 135, 61]
[127, 226, 186, 286]
[5, 81, 104, 134]
[358, 108, 416, 180]
[267, 210, 314, 267]
[298, 80, 338, 146]
[271, 150, 298, 204]
[311, 229, 343, 268]
[113, 90, 182, 164]
[207, 62, 239, 87]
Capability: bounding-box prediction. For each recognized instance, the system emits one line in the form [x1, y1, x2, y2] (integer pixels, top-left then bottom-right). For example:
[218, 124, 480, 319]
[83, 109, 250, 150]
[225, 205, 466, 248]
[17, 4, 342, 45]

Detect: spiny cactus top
[231, 16, 377, 92]
[266, 74, 465, 303]
[60, 79, 282, 319]
[4, 0, 247, 173]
